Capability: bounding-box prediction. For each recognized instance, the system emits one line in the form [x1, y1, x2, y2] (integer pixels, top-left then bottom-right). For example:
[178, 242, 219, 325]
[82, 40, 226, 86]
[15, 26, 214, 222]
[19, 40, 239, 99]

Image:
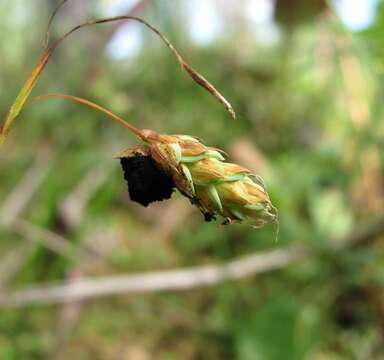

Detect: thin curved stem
[42, 0, 70, 50]
[46, 16, 235, 119]
[0, 14, 235, 146]
[30, 94, 146, 141]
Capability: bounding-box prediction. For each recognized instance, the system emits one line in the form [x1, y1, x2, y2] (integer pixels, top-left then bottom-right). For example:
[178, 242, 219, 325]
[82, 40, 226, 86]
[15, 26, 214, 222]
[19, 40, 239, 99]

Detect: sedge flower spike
[117, 130, 278, 228]
[31, 94, 277, 229]
[23, 90, 280, 229]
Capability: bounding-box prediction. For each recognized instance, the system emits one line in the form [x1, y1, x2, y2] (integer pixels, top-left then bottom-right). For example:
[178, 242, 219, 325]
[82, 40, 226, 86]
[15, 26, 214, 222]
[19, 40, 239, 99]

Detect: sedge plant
[0, 1, 278, 230]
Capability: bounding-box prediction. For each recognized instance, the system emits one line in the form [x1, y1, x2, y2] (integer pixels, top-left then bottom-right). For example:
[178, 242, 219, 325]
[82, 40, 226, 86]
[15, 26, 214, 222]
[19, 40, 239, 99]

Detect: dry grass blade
[55, 16, 236, 119]
[183, 64, 236, 119]
[43, 0, 70, 50]
[0, 13, 235, 146]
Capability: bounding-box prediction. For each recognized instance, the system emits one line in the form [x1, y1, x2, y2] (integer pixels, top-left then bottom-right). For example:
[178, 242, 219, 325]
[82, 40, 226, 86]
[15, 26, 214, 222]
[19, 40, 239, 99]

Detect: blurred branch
[55, 165, 116, 269]
[0, 149, 84, 261]
[58, 166, 108, 229]
[0, 149, 53, 227]
[48, 164, 116, 358]
[0, 241, 35, 288]
[0, 151, 112, 270]
[0, 149, 56, 285]
[1, 214, 384, 307]
[10, 219, 77, 259]
[0, 245, 310, 306]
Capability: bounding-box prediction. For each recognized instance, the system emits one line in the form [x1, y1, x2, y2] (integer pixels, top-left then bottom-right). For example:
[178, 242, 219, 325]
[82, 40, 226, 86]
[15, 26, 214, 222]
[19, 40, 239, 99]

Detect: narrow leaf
[0, 14, 236, 146]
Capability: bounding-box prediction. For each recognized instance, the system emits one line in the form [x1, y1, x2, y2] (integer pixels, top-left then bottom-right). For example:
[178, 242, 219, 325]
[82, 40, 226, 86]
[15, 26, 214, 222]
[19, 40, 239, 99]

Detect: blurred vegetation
[0, 0, 384, 359]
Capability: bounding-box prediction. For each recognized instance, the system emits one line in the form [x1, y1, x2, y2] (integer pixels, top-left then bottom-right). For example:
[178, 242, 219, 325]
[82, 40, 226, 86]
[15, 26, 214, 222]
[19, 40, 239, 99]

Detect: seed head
[118, 130, 277, 228]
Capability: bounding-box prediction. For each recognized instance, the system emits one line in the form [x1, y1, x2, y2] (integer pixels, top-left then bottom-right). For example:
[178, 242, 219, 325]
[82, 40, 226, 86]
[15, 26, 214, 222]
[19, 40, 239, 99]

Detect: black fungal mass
[120, 154, 175, 207]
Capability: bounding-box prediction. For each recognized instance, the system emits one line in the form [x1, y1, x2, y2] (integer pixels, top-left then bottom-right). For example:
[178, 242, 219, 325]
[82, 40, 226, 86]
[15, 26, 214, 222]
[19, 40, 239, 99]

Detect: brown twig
[1, 215, 384, 307]
[55, 165, 116, 269]
[58, 166, 109, 229]
[11, 219, 78, 260]
[0, 245, 310, 306]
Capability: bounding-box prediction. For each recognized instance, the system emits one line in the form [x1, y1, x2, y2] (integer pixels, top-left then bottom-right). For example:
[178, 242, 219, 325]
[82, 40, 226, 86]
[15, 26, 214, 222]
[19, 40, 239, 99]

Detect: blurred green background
[1, 0, 384, 359]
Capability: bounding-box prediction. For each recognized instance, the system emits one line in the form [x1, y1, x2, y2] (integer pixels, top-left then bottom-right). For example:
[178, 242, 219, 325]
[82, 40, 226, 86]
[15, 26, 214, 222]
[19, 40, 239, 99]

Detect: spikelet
[118, 129, 278, 228]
